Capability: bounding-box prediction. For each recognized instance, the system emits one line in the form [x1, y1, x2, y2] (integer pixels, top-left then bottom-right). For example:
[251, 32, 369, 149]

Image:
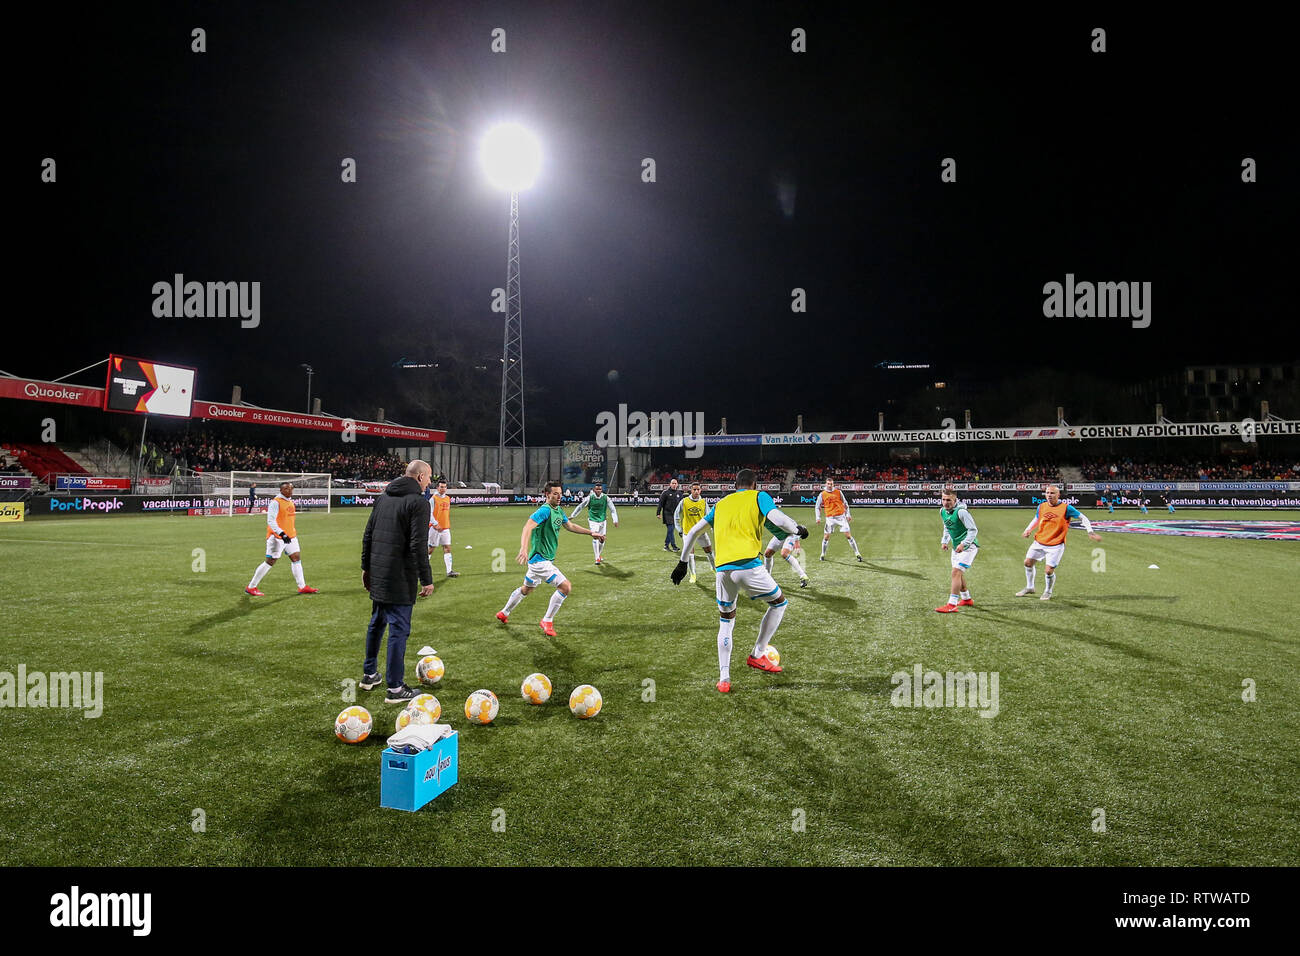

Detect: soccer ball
[568, 684, 602, 719]
[763, 645, 780, 666]
[416, 655, 445, 685]
[334, 706, 372, 743]
[395, 693, 441, 730]
[464, 690, 499, 725]
[521, 672, 552, 705]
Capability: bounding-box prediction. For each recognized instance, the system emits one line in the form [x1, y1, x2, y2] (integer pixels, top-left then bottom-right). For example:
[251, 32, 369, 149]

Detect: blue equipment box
[380, 732, 458, 811]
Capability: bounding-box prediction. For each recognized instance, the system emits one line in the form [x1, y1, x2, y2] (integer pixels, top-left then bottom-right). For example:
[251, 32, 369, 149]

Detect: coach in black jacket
[360, 460, 435, 701]
[657, 478, 684, 551]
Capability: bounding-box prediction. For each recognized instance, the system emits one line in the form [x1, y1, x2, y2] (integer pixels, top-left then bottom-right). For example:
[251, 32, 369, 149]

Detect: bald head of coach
[360, 459, 435, 702]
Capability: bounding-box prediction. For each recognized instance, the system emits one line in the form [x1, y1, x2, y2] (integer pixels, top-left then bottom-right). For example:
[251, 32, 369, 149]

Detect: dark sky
[18, 3, 1294, 442]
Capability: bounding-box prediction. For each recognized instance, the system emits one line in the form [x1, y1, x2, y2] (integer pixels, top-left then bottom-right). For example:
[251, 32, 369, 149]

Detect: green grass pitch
[2, 505, 1297, 866]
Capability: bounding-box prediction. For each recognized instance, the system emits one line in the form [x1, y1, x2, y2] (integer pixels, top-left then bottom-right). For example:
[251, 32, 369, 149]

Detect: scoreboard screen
[103, 355, 196, 418]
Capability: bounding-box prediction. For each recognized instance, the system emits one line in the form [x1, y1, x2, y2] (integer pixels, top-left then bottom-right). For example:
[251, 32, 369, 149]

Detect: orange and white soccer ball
[464, 689, 499, 725]
[416, 655, 445, 685]
[395, 694, 441, 730]
[521, 672, 552, 705]
[568, 684, 602, 719]
[334, 706, 372, 743]
[763, 645, 780, 667]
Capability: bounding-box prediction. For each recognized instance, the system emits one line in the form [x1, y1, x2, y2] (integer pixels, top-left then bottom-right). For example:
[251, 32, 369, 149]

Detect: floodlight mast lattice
[480, 123, 540, 489]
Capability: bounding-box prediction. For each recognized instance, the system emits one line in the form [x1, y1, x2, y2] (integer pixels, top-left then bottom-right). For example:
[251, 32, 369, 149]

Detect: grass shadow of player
[761, 674, 896, 696]
[784, 589, 858, 612]
[1070, 601, 1279, 642]
[856, 561, 925, 579]
[592, 563, 635, 580]
[186, 595, 297, 633]
[974, 606, 1169, 664]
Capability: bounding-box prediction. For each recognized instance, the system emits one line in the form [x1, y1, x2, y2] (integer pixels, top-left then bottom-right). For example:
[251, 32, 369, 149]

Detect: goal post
[223, 471, 333, 516]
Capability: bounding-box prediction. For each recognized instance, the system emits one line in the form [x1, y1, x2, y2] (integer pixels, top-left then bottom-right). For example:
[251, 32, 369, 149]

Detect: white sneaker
[1039, 591, 1053, 601]
[1015, 587, 1035, 596]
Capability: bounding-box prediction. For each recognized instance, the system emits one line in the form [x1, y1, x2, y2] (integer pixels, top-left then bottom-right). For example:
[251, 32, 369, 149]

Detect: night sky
[18, 3, 1294, 443]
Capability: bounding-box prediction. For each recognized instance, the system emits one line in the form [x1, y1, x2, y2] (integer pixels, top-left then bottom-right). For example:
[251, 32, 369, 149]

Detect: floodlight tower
[480, 123, 541, 489]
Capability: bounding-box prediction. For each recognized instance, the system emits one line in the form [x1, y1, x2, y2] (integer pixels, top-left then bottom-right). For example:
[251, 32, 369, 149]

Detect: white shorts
[266, 534, 300, 559]
[588, 520, 607, 538]
[950, 543, 978, 570]
[766, 536, 799, 556]
[824, 515, 850, 534]
[715, 564, 783, 611]
[524, 559, 567, 588]
[685, 530, 713, 551]
[1026, 542, 1065, 567]
[429, 526, 451, 548]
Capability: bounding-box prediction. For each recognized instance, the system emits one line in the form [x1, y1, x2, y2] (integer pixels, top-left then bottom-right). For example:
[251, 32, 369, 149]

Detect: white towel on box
[388, 723, 455, 752]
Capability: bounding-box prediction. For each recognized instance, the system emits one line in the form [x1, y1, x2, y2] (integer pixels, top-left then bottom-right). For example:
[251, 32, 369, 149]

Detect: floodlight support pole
[134, 416, 149, 489]
[498, 190, 526, 489]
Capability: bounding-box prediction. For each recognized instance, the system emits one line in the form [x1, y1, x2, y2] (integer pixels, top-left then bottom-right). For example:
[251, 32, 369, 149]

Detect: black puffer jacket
[361, 476, 433, 604]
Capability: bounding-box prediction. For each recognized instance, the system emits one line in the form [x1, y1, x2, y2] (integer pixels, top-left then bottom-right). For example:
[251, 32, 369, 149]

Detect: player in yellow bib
[245, 481, 317, 595]
[673, 482, 715, 582]
[672, 469, 808, 694]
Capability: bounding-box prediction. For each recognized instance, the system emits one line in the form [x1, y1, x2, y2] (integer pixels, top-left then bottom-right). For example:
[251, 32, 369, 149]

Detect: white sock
[1044, 572, 1055, 594]
[544, 590, 567, 622]
[786, 553, 806, 577]
[847, 536, 859, 555]
[290, 561, 306, 588]
[688, 552, 696, 576]
[443, 552, 453, 574]
[948, 593, 960, 606]
[705, 551, 715, 570]
[1025, 566, 1036, 589]
[754, 599, 787, 656]
[249, 561, 272, 588]
[764, 552, 774, 573]
[717, 616, 734, 680]
[502, 588, 525, 615]
[593, 538, 600, 559]
[821, 538, 828, 557]
[960, 590, 971, 600]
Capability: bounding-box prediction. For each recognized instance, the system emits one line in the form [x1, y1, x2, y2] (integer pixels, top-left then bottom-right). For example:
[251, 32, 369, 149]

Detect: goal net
[202, 471, 333, 516]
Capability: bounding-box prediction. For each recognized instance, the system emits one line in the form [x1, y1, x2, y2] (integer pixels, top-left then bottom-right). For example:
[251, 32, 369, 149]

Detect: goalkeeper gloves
[796, 525, 809, 539]
[279, 532, 291, 542]
[670, 561, 689, 586]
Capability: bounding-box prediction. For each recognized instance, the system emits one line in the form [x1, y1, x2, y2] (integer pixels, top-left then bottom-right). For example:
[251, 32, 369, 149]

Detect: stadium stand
[646, 455, 1299, 486]
[174, 432, 404, 481]
[0, 443, 91, 480]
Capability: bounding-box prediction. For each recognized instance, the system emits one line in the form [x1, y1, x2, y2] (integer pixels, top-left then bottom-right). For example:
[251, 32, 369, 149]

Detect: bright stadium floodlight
[479, 122, 542, 192]
[479, 122, 541, 489]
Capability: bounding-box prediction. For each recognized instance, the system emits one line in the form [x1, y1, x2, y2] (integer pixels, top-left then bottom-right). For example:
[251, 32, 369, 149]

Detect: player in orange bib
[1017, 484, 1100, 601]
[426, 480, 459, 578]
[815, 477, 862, 562]
[245, 481, 317, 595]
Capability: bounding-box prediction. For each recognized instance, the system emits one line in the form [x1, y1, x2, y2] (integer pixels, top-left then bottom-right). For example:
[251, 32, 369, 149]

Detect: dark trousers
[364, 601, 412, 688]
[663, 520, 677, 549]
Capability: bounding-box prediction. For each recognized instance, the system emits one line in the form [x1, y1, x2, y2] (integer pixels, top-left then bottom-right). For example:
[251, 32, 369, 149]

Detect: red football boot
[934, 603, 959, 613]
[539, 620, 557, 637]
[297, 586, 319, 594]
[716, 680, 731, 693]
[746, 654, 783, 673]
[957, 598, 974, 607]
[495, 611, 509, 624]
[245, 586, 264, 597]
